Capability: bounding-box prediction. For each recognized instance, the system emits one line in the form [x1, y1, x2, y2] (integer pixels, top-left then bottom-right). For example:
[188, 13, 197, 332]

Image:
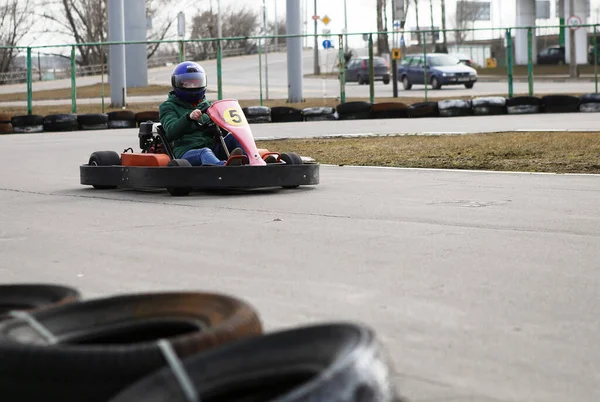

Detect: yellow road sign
[392, 48, 402, 60]
[321, 15, 331, 25]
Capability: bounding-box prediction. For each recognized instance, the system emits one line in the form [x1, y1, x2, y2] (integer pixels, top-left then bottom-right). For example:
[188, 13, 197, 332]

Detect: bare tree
[454, 0, 489, 44]
[414, 0, 421, 45]
[189, 6, 260, 60]
[0, 0, 35, 75]
[376, 0, 390, 55]
[440, 0, 448, 46]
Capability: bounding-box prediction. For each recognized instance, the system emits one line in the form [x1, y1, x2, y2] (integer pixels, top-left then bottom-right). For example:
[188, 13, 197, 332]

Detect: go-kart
[80, 99, 320, 196]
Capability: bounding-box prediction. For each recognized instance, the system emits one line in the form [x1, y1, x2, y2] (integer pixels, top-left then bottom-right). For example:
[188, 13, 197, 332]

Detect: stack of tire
[0, 282, 404, 402]
[242, 106, 271, 123]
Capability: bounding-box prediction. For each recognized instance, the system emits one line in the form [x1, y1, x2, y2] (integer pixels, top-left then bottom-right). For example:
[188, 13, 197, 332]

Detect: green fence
[1, 23, 598, 115]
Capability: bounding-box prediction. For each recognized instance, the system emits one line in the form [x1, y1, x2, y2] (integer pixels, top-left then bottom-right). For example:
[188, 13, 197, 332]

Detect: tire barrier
[242, 106, 271, 123]
[78, 113, 109, 130]
[0, 283, 81, 321]
[579, 93, 600, 113]
[336, 101, 372, 120]
[438, 99, 472, 117]
[108, 323, 399, 402]
[10, 114, 44, 133]
[407, 101, 439, 118]
[302, 106, 337, 121]
[2, 92, 598, 136]
[471, 97, 507, 116]
[270, 106, 304, 123]
[108, 110, 137, 129]
[541, 95, 580, 114]
[371, 102, 408, 119]
[0, 113, 12, 134]
[0, 291, 264, 402]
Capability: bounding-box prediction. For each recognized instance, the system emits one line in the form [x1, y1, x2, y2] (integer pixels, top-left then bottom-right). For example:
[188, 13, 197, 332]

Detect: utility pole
[274, 0, 278, 51]
[313, 0, 320, 75]
[569, 0, 578, 77]
[263, 0, 269, 98]
[429, 0, 436, 46]
[344, 0, 348, 51]
[441, 0, 447, 49]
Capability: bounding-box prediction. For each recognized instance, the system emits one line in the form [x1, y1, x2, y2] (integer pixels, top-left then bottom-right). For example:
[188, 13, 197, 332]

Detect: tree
[414, 0, 421, 45]
[0, 0, 35, 75]
[189, 6, 260, 60]
[440, 0, 448, 46]
[375, 0, 390, 55]
[454, 0, 489, 44]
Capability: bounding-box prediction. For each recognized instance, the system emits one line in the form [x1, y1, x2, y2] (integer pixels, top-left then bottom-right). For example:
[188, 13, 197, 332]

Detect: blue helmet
[171, 61, 207, 104]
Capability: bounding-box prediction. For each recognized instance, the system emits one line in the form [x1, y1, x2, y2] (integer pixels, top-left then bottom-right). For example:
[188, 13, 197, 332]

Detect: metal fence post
[71, 45, 77, 113]
[422, 31, 428, 102]
[26, 47, 32, 115]
[258, 37, 264, 106]
[101, 45, 106, 113]
[505, 29, 514, 98]
[527, 27, 534, 96]
[594, 25, 598, 94]
[217, 39, 223, 100]
[368, 33, 375, 104]
[178, 40, 184, 62]
[338, 34, 346, 104]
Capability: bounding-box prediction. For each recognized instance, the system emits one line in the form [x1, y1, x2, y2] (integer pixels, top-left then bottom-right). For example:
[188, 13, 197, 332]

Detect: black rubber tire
[10, 114, 44, 128]
[471, 97, 506, 108]
[401, 75, 412, 90]
[245, 115, 272, 124]
[243, 106, 271, 117]
[304, 114, 337, 121]
[167, 158, 192, 196]
[135, 111, 160, 125]
[431, 76, 442, 90]
[43, 114, 79, 132]
[407, 102, 439, 118]
[541, 95, 580, 113]
[472, 105, 507, 116]
[371, 102, 408, 119]
[78, 113, 109, 125]
[280, 152, 303, 189]
[579, 93, 600, 104]
[0, 292, 264, 402]
[438, 99, 472, 117]
[302, 106, 335, 117]
[0, 113, 11, 124]
[89, 151, 121, 189]
[107, 110, 136, 121]
[0, 123, 12, 134]
[383, 76, 390, 85]
[506, 96, 542, 107]
[0, 284, 81, 321]
[580, 102, 600, 113]
[107, 323, 400, 402]
[336, 101, 372, 115]
[465, 82, 475, 89]
[507, 104, 540, 115]
[270, 106, 304, 123]
[108, 120, 137, 129]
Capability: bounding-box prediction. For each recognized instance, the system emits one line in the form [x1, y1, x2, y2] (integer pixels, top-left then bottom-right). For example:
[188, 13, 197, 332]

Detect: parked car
[397, 53, 477, 90]
[537, 46, 565, 64]
[345, 56, 390, 85]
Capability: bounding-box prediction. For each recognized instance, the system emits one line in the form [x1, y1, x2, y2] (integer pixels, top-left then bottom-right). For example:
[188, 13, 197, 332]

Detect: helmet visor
[173, 72, 206, 89]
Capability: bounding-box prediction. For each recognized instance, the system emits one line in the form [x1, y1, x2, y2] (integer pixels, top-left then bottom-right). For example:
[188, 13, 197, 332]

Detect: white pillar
[107, 0, 126, 107]
[564, 0, 588, 64]
[124, 0, 148, 88]
[515, 0, 537, 65]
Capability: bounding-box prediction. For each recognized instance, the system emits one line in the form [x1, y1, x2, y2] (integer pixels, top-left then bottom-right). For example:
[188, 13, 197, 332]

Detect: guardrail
[0, 24, 598, 115]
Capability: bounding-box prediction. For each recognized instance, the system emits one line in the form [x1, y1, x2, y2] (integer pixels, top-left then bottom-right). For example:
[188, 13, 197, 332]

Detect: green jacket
[159, 91, 213, 159]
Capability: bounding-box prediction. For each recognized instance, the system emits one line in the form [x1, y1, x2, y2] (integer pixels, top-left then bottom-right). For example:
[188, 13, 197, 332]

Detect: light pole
[343, 0, 348, 51]
[313, 0, 320, 75]
[217, 0, 222, 38]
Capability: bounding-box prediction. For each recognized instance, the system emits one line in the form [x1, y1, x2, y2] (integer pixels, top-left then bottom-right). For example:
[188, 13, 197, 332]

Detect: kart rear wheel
[280, 152, 303, 189]
[166, 159, 192, 196]
[89, 151, 121, 189]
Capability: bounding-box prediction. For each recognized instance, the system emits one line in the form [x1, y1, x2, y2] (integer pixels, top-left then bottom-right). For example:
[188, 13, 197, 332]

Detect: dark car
[398, 53, 477, 90]
[345, 56, 390, 85]
[537, 46, 565, 64]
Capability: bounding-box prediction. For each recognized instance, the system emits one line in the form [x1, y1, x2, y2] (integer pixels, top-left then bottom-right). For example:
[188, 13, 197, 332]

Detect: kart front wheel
[166, 158, 192, 196]
[280, 152, 303, 189]
[89, 151, 121, 189]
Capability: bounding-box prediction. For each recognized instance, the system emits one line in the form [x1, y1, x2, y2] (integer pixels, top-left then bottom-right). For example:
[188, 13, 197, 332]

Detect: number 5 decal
[223, 107, 245, 126]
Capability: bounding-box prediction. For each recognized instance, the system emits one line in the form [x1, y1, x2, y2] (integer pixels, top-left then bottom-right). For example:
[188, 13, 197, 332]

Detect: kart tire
[89, 151, 121, 189]
[78, 113, 109, 130]
[167, 158, 192, 196]
[407, 102, 439, 118]
[579, 102, 600, 113]
[371, 102, 408, 119]
[541, 95, 579, 113]
[107, 323, 400, 402]
[135, 111, 160, 125]
[579, 93, 600, 104]
[0, 284, 81, 321]
[438, 99, 472, 117]
[43, 114, 79, 132]
[0, 292, 263, 402]
[280, 152, 303, 189]
[270, 106, 304, 123]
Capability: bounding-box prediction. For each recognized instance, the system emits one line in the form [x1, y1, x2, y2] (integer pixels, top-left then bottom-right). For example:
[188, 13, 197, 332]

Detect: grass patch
[3, 84, 175, 102]
[256, 131, 600, 174]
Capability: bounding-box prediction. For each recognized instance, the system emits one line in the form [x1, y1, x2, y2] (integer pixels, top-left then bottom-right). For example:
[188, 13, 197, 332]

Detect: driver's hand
[189, 109, 203, 121]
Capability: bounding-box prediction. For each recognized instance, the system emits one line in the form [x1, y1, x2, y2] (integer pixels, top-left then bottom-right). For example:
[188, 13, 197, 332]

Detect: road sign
[322, 40, 332, 49]
[392, 48, 402, 60]
[362, 33, 369, 41]
[393, 20, 401, 32]
[312, 15, 320, 21]
[322, 15, 331, 25]
[394, 0, 405, 21]
[177, 12, 185, 37]
[567, 15, 582, 30]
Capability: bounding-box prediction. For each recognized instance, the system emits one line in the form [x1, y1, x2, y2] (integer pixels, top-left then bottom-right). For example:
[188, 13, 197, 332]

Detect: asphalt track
[1, 120, 599, 402]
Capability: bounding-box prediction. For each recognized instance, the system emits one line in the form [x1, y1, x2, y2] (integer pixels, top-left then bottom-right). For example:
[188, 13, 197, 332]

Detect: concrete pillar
[107, 0, 126, 107]
[286, 0, 303, 102]
[515, 0, 537, 65]
[564, 0, 588, 64]
[124, 0, 148, 87]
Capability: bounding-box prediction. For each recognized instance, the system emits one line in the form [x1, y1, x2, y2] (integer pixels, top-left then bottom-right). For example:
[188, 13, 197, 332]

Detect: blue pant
[181, 134, 244, 166]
